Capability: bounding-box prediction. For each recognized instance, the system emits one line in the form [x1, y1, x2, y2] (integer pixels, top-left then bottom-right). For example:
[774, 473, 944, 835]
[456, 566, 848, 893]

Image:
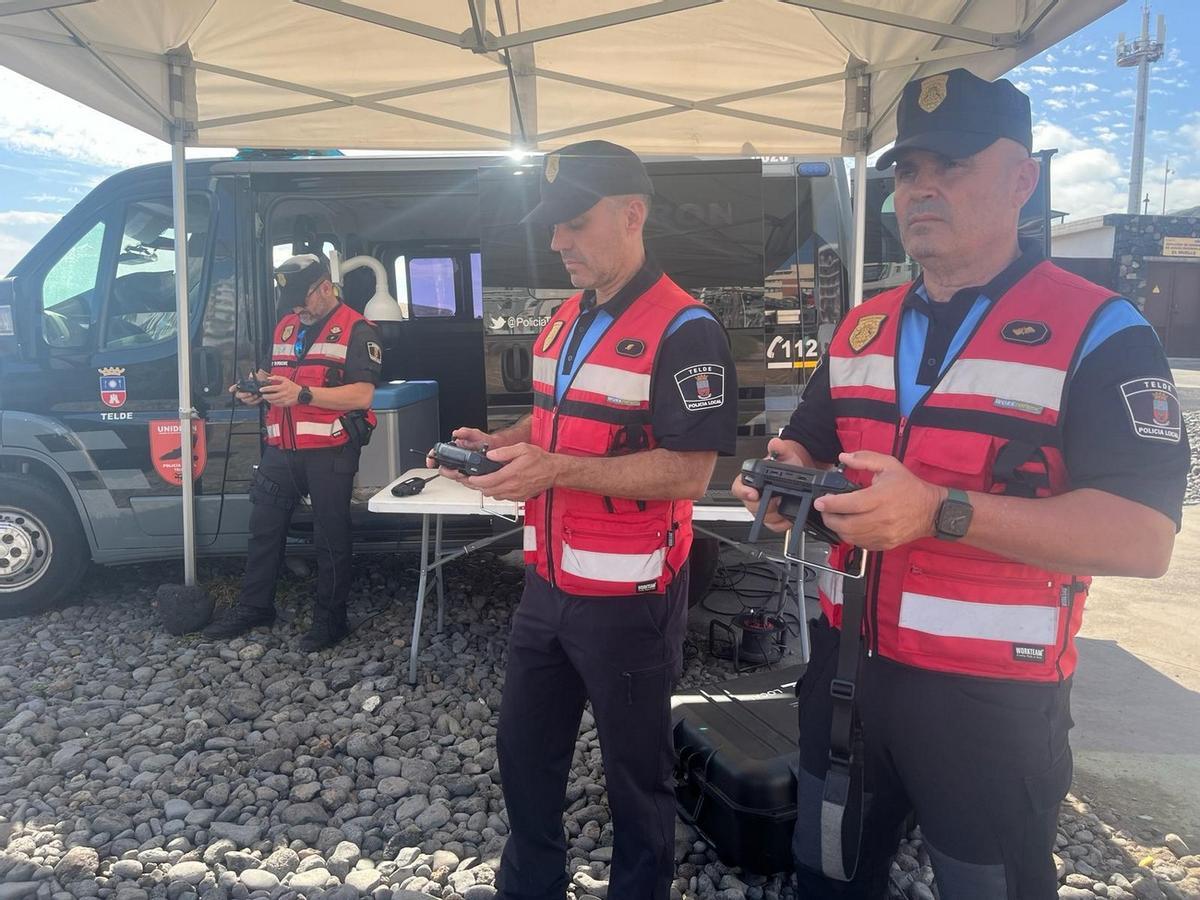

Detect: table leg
[435, 514, 445, 633]
[408, 512, 431, 685]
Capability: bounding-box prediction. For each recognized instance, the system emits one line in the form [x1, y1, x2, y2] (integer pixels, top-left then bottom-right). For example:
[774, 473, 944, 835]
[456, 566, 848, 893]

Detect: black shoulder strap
[820, 571, 866, 882]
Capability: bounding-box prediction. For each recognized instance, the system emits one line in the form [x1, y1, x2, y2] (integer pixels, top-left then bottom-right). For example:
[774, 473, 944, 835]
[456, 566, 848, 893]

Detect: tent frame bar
[778, 0, 1020, 48]
[0, 0, 92, 17]
[297, 0, 721, 52]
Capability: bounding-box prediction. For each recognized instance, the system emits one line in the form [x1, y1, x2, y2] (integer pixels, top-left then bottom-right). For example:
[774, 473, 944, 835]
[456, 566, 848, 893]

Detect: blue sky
[1, 1, 1197, 274]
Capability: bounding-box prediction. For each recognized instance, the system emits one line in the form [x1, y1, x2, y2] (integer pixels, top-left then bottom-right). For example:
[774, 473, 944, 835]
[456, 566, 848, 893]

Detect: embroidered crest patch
[367, 341, 382, 365]
[848, 315, 886, 353]
[1119, 378, 1181, 443]
[675, 364, 725, 411]
[281, 324, 295, 341]
[616, 338, 645, 358]
[541, 320, 564, 352]
[327, 325, 343, 342]
[1001, 320, 1051, 345]
[545, 153, 560, 183]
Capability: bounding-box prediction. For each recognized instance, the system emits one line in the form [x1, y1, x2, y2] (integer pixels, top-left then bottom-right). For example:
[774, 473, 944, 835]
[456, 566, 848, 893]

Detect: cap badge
[275, 273, 287, 287]
[848, 314, 887, 353]
[545, 153, 560, 184]
[918, 74, 949, 113]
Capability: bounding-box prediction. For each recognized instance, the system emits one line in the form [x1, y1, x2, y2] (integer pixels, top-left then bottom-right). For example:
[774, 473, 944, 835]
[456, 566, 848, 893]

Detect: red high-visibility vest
[821, 261, 1118, 681]
[265, 303, 376, 450]
[523, 275, 702, 596]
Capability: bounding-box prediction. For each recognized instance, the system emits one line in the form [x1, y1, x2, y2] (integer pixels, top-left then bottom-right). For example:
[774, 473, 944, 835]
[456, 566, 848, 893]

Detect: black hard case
[672, 664, 804, 874]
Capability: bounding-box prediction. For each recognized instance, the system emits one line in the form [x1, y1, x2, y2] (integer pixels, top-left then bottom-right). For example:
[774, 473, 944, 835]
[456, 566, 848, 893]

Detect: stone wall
[1104, 213, 1200, 309]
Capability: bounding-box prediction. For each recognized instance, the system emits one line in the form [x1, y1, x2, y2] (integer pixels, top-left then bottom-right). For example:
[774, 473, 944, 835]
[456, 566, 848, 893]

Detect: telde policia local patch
[1119, 378, 1181, 443]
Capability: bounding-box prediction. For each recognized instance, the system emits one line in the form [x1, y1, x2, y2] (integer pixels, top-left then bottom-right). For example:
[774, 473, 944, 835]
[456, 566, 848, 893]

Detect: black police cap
[876, 68, 1032, 170]
[522, 140, 655, 227]
[274, 253, 330, 309]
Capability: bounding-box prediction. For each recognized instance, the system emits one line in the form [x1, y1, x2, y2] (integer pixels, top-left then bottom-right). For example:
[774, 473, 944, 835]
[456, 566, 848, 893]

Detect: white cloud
[1052, 147, 1127, 219]
[0, 66, 230, 171]
[0, 211, 61, 275]
[1044, 99, 1068, 111]
[1028, 65, 1057, 75]
[1015, 80, 1033, 93]
[1061, 66, 1099, 75]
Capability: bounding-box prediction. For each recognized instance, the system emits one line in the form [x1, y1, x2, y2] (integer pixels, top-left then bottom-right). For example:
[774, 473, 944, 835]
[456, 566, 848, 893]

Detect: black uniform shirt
[296, 305, 383, 387]
[783, 251, 1190, 527]
[559, 259, 738, 455]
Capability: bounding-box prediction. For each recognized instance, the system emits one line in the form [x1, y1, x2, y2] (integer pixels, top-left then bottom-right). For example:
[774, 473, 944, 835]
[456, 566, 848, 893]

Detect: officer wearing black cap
[734, 68, 1187, 898]
[438, 140, 737, 900]
[204, 253, 382, 652]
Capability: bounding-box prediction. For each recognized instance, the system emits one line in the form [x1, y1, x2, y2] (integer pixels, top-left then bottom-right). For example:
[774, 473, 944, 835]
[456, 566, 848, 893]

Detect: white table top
[368, 468, 752, 523]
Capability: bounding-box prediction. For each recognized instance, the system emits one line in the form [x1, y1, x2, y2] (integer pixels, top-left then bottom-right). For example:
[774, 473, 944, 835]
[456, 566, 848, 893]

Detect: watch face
[939, 502, 972, 537]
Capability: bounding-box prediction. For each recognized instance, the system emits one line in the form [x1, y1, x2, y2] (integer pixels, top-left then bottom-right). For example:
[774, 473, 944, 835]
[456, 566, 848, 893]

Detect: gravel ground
[1183, 412, 1200, 505]
[1, 549, 1198, 900]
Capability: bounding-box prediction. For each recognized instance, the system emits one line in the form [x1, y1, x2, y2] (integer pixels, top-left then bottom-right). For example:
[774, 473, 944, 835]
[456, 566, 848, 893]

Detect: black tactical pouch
[340, 409, 376, 449]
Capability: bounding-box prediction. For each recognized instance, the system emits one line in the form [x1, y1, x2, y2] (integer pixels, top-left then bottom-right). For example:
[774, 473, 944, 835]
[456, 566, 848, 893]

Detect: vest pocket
[559, 512, 667, 595]
[904, 429, 996, 492]
[897, 549, 1062, 679]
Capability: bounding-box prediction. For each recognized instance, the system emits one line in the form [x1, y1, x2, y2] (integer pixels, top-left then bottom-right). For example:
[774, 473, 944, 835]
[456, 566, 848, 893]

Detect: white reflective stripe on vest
[266, 423, 281, 438]
[560, 543, 664, 583]
[898, 591, 1059, 645]
[817, 569, 843, 605]
[532, 354, 556, 387]
[273, 343, 294, 357]
[294, 420, 343, 438]
[933, 358, 1065, 413]
[829, 353, 894, 392]
[307, 342, 348, 361]
[523, 525, 536, 552]
[571, 362, 651, 403]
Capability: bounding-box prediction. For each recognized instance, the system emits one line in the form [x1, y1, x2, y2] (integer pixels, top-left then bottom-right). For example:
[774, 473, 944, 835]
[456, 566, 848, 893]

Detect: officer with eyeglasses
[203, 253, 382, 651]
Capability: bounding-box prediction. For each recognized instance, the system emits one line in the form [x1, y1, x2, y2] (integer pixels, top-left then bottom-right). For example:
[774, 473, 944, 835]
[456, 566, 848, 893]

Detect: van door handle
[193, 347, 224, 397]
[501, 344, 532, 393]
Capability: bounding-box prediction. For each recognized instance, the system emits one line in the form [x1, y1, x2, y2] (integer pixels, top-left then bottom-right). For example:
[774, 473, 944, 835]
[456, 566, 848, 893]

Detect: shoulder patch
[1119, 378, 1181, 443]
[1001, 320, 1051, 345]
[366, 341, 382, 365]
[540, 320, 564, 353]
[616, 338, 645, 358]
[848, 314, 886, 353]
[674, 364, 725, 411]
[327, 324, 343, 342]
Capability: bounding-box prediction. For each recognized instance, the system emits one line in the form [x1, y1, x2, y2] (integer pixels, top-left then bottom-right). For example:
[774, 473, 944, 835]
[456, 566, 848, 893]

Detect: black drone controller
[235, 377, 267, 395]
[740, 458, 858, 556]
[430, 441, 506, 476]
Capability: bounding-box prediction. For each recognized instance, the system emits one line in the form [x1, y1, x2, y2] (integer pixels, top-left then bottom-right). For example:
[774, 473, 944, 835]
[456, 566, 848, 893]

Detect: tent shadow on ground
[1068, 636, 1200, 845]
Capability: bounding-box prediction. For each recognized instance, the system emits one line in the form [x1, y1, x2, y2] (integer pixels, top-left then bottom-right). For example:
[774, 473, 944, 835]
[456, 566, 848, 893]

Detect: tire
[0, 474, 90, 619]
[687, 535, 721, 609]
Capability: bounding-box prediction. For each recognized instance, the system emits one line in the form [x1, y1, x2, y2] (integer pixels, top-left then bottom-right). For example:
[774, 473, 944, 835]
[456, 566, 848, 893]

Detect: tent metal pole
[851, 71, 869, 307]
[851, 149, 866, 306]
[170, 127, 197, 586]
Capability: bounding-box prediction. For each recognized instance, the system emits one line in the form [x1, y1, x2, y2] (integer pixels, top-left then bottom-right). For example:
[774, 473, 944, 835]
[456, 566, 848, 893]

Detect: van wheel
[0, 475, 89, 619]
[688, 536, 721, 608]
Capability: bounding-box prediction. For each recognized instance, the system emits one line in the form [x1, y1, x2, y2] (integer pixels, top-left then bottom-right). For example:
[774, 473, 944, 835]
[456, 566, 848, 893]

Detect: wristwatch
[298, 386, 313, 406]
[934, 488, 973, 541]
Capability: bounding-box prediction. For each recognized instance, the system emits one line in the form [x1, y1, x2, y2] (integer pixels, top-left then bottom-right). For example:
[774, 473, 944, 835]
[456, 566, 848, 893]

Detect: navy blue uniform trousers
[793, 616, 1075, 900]
[239, 444, 358, 625]
[496, 566, 689, 900]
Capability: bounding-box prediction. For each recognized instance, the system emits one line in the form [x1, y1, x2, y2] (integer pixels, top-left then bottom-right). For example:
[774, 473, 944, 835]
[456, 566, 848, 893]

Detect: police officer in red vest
[205, 253, 382, 652]
[735, 69, 1190, 899]
[438, 141, 738, 899]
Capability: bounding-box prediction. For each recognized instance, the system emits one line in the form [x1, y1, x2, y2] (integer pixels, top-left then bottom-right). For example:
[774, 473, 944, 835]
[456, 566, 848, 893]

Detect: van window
[41, 221, 106, 348]
[397, 256, 458, 318]
[104, 195, 211, 348]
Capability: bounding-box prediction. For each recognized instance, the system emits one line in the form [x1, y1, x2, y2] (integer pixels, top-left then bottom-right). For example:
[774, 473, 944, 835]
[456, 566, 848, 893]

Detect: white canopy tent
[0, 0, 1121, 582]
